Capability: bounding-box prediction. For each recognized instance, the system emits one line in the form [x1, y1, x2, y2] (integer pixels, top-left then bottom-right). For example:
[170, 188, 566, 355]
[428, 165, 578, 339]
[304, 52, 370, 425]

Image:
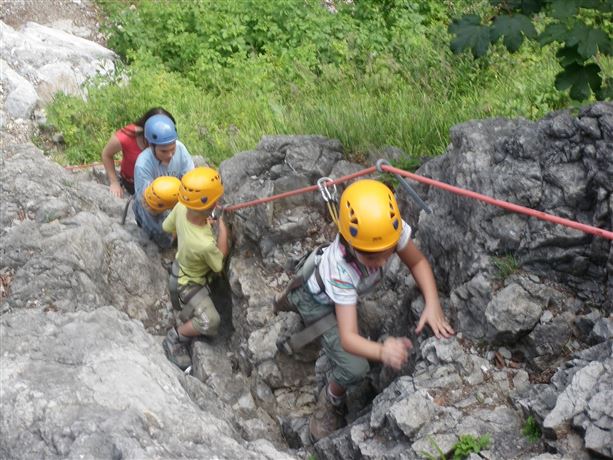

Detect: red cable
[380, 164, 613, 241]
[64, 160, 120, 171]
[223, 166, 377, 212]
[66, 154, 608, 240]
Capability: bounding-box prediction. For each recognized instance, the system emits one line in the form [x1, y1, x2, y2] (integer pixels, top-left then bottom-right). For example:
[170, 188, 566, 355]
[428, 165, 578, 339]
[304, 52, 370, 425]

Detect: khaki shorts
[177, 283, 220, 337]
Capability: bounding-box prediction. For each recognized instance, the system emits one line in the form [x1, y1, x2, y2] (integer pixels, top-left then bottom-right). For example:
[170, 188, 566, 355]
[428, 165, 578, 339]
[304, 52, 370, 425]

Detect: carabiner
[317, 177, 338, 204]
[317, 177, 339, 225]
[376, 159, 432, 214]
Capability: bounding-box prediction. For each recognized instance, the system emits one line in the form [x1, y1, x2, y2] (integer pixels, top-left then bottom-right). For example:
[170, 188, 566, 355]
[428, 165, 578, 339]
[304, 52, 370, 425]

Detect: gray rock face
[1, 58, 39, 119]
[1, 103, 611, 459]
[0, 20, 115, 115]
[412, 104, 612, 342]
[0, 307, 290, 460]
[485, 283, 543, 341]
[1, 144, 171, 332]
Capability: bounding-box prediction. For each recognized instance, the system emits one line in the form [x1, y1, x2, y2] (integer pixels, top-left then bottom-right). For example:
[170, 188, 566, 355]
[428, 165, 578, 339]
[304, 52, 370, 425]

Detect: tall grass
[44, 0, 567, 167]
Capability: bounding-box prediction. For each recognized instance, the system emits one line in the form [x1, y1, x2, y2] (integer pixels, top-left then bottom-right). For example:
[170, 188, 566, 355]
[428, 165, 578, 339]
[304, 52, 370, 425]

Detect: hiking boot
[162, 327, 192, 371]
[309, 386, 345, 442]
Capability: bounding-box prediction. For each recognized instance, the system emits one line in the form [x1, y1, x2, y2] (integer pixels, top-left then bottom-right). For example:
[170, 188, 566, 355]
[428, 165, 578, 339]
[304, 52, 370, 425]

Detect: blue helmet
[144, 114, 177, 145]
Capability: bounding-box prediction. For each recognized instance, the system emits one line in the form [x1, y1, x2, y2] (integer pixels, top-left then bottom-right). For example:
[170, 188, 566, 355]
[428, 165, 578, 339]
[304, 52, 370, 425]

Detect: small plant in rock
[452, 434, 491, 460]
[522, 415, 542, 443]
[419, 437, 446, 460]
[492, 254, 519, 280]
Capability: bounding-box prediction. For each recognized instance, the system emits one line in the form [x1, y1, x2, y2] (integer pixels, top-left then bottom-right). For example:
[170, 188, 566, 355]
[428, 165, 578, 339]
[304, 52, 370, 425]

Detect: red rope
[64, 160, 120, 171]
[380, 164, 613, 241]
[223, 166, 377, 212]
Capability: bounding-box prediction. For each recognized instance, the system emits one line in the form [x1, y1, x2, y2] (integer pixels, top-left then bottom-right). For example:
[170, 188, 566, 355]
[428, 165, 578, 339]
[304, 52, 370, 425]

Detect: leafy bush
[45, 0, 566, 166]
[522, 415, 542, 443]
[448, 0, 613, 100]
[419, 433, 491, 460]
[453, 434, 491, 459]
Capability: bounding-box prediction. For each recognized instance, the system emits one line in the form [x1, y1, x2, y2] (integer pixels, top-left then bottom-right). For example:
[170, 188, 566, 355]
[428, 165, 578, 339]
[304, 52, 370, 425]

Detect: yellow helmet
[178, 167, 224, 211]
[338, 179, 402, 252]
[144, 176, 181, 212]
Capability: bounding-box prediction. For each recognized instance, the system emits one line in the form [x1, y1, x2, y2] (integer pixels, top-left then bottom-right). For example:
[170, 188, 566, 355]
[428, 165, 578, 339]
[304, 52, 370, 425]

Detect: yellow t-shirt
[162, 203, 224, 286]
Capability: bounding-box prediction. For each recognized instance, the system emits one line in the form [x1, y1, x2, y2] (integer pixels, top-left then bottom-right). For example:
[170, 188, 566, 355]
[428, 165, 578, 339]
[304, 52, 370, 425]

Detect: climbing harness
[168, 260, 210, 313]
[274, 244, 328, 313]
[274, 243, 332, 354]
[276, 313, 337, 355]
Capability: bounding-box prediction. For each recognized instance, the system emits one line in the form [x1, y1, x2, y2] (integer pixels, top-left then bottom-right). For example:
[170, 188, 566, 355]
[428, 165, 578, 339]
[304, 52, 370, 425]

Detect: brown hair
[134, 107, 176, 128]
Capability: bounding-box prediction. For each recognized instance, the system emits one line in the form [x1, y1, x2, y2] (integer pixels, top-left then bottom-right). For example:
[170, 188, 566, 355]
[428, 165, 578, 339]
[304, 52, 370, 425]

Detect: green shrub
[45, 1, 564, 166]
[419, 433, 491, 460]
[492, 254, 519, 280]
[419, 436, 446, 460]
[522, 416, 542, 443]
[453, 434, 491, 460]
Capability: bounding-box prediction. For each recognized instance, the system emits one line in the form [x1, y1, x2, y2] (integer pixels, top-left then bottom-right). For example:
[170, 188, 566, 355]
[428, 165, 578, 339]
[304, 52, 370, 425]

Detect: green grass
[42, 0, 570, 168]
[453, 434, 491, 460]
[419, 433, 491, 460]
[492, 254, 520, 280]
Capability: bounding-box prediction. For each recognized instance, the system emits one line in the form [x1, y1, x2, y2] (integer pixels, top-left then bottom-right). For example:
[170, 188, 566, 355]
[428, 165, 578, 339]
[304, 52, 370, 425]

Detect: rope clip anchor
[317, 177, 340, 225]
[376, 159, 433, 215]
[317, 177, 338, 204]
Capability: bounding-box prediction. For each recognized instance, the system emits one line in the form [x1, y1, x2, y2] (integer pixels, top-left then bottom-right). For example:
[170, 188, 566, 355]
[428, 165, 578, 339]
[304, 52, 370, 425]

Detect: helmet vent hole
[350, 226, 358, 237]
[201, 197, 208, 204]
[393, 219, 399, 230]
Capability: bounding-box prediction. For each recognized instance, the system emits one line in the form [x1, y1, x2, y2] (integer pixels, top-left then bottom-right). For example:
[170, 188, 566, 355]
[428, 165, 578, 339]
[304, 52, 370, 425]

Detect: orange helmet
[144, 176, 181, 212]
[338, 179, 402, 252]
[178, 167, 224, 211]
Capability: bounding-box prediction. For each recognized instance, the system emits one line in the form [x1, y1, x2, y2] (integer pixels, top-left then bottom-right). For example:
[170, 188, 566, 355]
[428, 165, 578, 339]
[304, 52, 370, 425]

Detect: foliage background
[45, 0, 580, 167]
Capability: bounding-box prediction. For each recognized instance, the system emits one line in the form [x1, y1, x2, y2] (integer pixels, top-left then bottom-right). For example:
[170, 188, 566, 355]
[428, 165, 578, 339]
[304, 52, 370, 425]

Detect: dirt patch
[1, 0, 107, 45]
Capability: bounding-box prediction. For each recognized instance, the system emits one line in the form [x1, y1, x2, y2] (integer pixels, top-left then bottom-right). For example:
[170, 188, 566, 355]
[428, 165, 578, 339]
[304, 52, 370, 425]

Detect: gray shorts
[288, 284, 369, 387]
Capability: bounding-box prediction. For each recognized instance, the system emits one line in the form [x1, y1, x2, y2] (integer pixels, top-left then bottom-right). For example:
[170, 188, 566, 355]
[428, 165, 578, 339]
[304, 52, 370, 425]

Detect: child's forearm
[410, 258, 441, 310]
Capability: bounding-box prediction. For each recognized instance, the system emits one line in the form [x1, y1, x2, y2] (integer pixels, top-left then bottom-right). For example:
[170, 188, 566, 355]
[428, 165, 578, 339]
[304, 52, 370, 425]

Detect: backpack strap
[273, 244, 328, 313]
[314, 264, 325, 293]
